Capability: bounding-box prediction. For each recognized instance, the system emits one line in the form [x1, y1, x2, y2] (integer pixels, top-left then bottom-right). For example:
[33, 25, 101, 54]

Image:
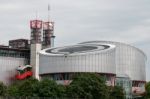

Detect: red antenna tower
[30, 20, 42, 44]
[42, 5, 55, 48]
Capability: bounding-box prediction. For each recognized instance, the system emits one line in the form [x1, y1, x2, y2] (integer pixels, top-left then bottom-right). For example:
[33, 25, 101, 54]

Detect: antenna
[48, 4, 50, 22]
[35, 10, 38, 20]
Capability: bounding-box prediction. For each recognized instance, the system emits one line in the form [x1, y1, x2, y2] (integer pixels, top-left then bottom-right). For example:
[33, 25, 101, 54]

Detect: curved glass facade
[116, 75, 132, 99]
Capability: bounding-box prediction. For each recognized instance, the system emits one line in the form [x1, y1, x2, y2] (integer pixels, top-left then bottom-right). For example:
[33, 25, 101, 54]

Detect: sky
[0, 0, 149, 80]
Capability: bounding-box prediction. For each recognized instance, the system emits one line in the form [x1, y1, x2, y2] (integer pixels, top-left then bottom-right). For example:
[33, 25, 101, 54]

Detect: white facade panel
[0, 56, 27, 84]
[79, 41, 146, 81]
[39, 41, 146, 82]
[39, 44, 116, 75]
[30, 44, 41, 80]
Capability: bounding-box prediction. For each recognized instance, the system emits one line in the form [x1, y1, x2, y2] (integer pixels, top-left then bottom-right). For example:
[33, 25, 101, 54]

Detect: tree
[0, 82, 7, 96]
[109, 86, 125, 99]
[57, 84, 66, 97]
[7, 84, 20, 96]
[7, 77, 39, 97]
[37, 78, 63, 98]
[18, 77, 39, 96]
[145, 81, 150, 99]
[7, 78, 66, 98]
[66, 73, 109, 99]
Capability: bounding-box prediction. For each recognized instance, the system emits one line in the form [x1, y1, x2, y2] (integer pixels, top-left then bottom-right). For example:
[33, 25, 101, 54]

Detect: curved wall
[39, 44, 116, 75]
[39, 41, 146, 82]
[80, 41, 146, 81]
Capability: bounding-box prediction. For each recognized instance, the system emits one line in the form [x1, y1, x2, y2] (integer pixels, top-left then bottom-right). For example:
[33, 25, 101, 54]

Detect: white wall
[0, 56, 27, 84]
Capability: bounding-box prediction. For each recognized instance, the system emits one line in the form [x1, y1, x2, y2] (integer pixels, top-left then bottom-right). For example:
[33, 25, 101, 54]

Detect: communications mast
[42, 5, 55, 49]
[30, 20, 42, 79]
[43, 22, 55, 48]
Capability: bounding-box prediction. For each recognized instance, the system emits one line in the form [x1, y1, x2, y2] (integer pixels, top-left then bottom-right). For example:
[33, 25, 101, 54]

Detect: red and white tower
[30, 20, 42, 79]
[42, 5, 55, 49]
[43, 21, 55, 48]
[30, 20, 42, 44]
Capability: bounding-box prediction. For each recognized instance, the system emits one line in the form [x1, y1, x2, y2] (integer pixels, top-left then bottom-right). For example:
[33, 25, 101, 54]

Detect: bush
[0, 82, 7, 96]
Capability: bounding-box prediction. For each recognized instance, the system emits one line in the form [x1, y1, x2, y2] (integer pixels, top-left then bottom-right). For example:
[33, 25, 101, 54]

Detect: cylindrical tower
[39, 43, 116, 86]
[42, 21, 55, 48]
[30, 20, 42, 79]
[79, 41, 147, 95]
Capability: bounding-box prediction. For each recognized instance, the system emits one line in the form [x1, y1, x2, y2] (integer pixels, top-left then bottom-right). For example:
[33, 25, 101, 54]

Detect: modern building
[0, 17, 56, 83]
[0, 46, 30, 84]
[39, 41, 146, 98]
[0, 15, 146, 98]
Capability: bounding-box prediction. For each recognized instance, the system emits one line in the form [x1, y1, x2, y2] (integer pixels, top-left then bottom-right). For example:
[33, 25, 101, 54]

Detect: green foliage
[109, 86, 125, 99]
[0, 73, 129, 98]
[66, 73, 109, 99]
[145, 81, 150, 99]
[37, 78, 61, 97]
[18, 78, 39, 96]
[7, 84, 19, 96]
[6, 78, 67, 98]
[0, 82, 7, 96]
[7, 77, 39, 97]
[57, 84, 66, 97]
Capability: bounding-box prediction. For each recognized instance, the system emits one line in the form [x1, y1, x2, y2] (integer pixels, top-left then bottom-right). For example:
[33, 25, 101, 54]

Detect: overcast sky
[0, 0, 150, 80]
